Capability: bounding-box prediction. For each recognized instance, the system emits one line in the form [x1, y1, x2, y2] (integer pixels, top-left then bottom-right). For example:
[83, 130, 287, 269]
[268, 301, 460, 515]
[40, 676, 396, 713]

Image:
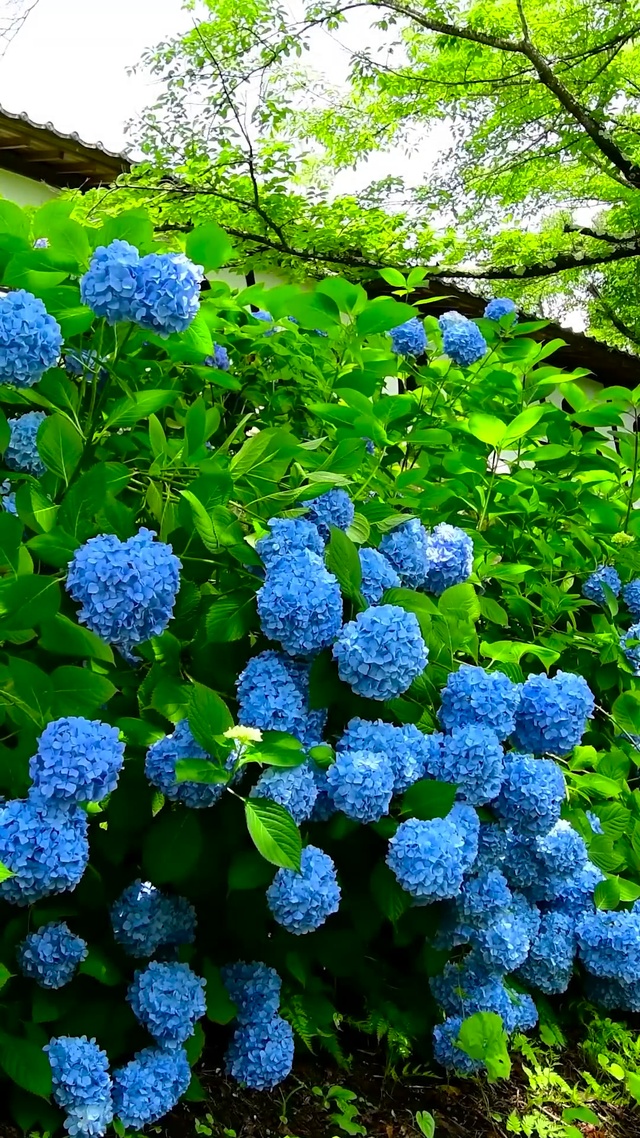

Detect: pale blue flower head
[256, 517, 325, 569]
[258, 549, 343, 657]
[267, 845, 340, 934]
[582, 565, 621, 606]
[0, 796, 89, 906]
[327, 749, 394, 823]
[333, 604, 428, 701]
[439, 314, 487, 366]
[30, 716, 124, 805]
[495, 754, 566, 836]
[19, 922, 87, 989]
[221, 960, 282, 1024]
[484, 298, 517, 322]
[389, 317, 427, 357]
[379, 518, 428, 588]
[127, 961, 206, 1047]
[225, 1016, 294, 1089]
[111, 880, 196, 958]
[359, 547, 401, 606]
[424, 523, 473, 595]
[237, 650, 326, 748]
[112, 1045, 190, 1131]
[145, 718, 234, 809]
[306, 488, 354, 539]
[251, 761, 318, 824]
[513, 670, 595, 755]
[623, 579, 640, 620]
[0, 289, 62, 386]
[5, 411, 46, 475]
[438, 665, 520, 741]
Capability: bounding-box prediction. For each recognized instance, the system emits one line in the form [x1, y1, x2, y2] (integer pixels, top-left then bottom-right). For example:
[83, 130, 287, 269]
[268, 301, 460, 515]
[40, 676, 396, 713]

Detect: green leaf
[0, 510, 23, 573]
[27, 529, 80, 569]
[142, 809, 204, 884]
[325, 525, 362, 604]
[52, 666, 117, 718]
[627, 1071, 640, 1104]
[415, 1112, 436, 1138]
[0, 1032, 52, 1097]
[356, 298, 418, 336]
[188, 682, 233, 752]
[228, 848, 274, 891]
[0, 962, 12, 990]
[594, 878, 621, 910]
[38, 218, 91, 271]
[480, 640, 560, 669]
[467, 413, 506, 447]
[457, 1012, 511, 1082]
[179, 489, 219, 553]
[105, 390, 178, 429]
[252, 732, 305, 768]
[612, 691, 640, 735]
[185, 395, 207, 458]
[175, 758, 229, 785]
[562, 1107, 600, 1127]
[501, 404, 547, 444]
[79, 947, 121, 986]
[37, 414, 83, 483]
[205, 592, 257, 642]
[39, 614, 114, 662]
[99, 209, 155, 253]
[370, 861, 412, 922]
[186, 221, 234, 271]
[479, 596, 509, 626]
[378, 267, 407, 288]
[438, 583, 481, 623]
[401, 778, 457, 821]
[202, 959, 238, 1024]
[0, 575, 61, 631]
[0, 862, 14, 884]
[315, 276, 367, 314]
[245, 797, 302, 870]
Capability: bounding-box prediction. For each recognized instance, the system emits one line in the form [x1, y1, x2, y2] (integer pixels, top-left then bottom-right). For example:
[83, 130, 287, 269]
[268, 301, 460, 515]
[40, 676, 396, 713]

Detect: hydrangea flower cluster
[267, 845, 341, 934]
[623, 579, 640, 620]
[513, 671, 595, 755]
[18, 922, 87, 989]
[112, 1046, 191, 1131]
[0, 479, 16, 513]
[67, 528, 181, 657]
[204, 343, 230, 370]
[80, 240, 203, 334]
[326, 749, 394, 822]
[145, 718, 234, 808]
[379, 518, 429, 588]
[257, 548, 343, 657]
[438, 665, 521, 740]
[127, 961, 206, 1047]
[30, 716, 124, 805]
[45, 1035, 113, 1138]
[484, 298, 517, 322]
[111, 880, 196, 958]
[237, 650, 326, 747]
[0, 796, 89, 906]
[252, 761, 318, 823]
[0, 288, 62, 387]
[5, 411, 47, 475]
[582, 565, 621, 605]
[427, 725, 505, 805]
[576, 909, 640, 987]
[621, 623, 640, 674]
[359, 546, 401, 605]
[495, 754, 566, 836]
[338, 716, 434, 793]
[333, 604, 428, 700]
[306, 488, 355, 538]
[387, 810, 478, 902]
[222, 960, 294, 1088]
[424, 523, 474, 595]
[389, 317, 428, 357]
[438, 313, 487, 366]
[256, 517, 325, 569]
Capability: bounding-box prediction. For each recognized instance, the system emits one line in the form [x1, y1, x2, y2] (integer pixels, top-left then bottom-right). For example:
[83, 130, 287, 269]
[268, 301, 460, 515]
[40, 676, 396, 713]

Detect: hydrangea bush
[0, 206, 639, 1132]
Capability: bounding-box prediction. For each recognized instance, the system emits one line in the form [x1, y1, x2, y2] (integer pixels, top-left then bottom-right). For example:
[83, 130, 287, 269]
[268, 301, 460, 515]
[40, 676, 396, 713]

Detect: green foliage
[1, 200, 640, 1129]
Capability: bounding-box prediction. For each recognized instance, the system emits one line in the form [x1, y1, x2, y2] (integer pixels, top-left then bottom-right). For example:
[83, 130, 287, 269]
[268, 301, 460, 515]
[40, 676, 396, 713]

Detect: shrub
[0, 206, 638, 1132]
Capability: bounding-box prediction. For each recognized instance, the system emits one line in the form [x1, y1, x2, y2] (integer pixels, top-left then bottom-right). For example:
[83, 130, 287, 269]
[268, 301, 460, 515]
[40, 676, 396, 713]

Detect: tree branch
[587, 283, 640, 347]
[563, 223, 639, 245]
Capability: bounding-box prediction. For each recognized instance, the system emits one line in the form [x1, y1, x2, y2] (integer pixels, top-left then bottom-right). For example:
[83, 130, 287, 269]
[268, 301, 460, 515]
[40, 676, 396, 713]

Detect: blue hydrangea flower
[67, 528, 181, 656]
[18, 922, 87, 989]
[387, 815, 472, 902]
[237, 650, 326, 748]
[0, 796, 89, 906]
[0, 289, 62, 387]
[389, 317, 427, 357]
[306, 489, 355, 539]
[576, 909, 640, 985]
[504, 822, 588, 902]
[80, 240, 141, 323]
[363, 437, 375, 455]
[225, 1015, 294, 1089]
[429, 725, 504, 805]
[65, 1101, 114, 1138]
[204, 343, 230, 371]
[623, 579, 640, 620]
[146, 719, 233, 809]
[266, 845, 340, 934]
[30, 716, 124, 805]
[586, 975, 640, 1014]
[333, 604, 428, 701]
[130, 252, 202, 335]
[221, 961, 282, 1024]
[513, 670, 595, 755]
[518, 911, 576, 994]
[494, 755, 566, 836]
[254, 309, 273, 323]
[431, 957, 531, 1034]
[475, 823, 508, 873]
[111, 880, 196, 958]
[456, 869, 512, 928]
[251, 761, 318, 824]
[309, 761, 336, 821]
[379, 519, 429, 588]
[439, 314, 487, 366]
[438, 665, 521, 741]
[5, 411, 46, 475]
[432, 1016, 482, 1074]
[359, 547, 401, 605]
[582, 566, 621, 606]
[338, 717, 434, 793]
[256, 517, 325, 569]
[34, 236, 49, 249]
[257, 549, 343, 657]
[511, 992, 539, 1032]
[326, 749, 394, 823]
[112, 1045, 190, 1130]
[45, 1035, 112, 1114]
[128, 961, 206, 1047]
[450, 802, 480, 869]
[484, 298, 518, 322]
[439, 311, 467, 329]
[586, 810, 604, 835]
[469, 894, 539, 973]
[621, 623, 640, 675]
[0, 481, 16, 514]
[424, 523, 474, 595]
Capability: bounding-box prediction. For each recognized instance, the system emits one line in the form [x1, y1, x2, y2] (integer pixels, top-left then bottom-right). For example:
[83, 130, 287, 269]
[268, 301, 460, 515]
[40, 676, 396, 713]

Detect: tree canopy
[84, 0, 640, 347]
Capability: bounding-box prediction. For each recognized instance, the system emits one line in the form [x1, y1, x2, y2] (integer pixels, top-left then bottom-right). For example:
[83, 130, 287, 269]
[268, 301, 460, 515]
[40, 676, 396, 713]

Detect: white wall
[0, 169, 56, 207]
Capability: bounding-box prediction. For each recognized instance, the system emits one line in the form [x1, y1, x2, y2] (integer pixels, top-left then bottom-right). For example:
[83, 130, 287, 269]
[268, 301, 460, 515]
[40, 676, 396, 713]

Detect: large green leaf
[52, 666, 117, 717]
[38, 414, 83, 483]
[105, 390, 178, 429]
[0, 1032, 52, 1097]
[457, 1012, 511, 1082]
[612, 691, 640, 735]
[356, 298, 418, 336]
[188, 682, 234, 752]
[325, 525, 362, 604]
[438, 583, 481, 623]
[39, 614, 114, 662]
[186, 221, 234, 271]
[0, 575, 61, 631]
[205, 591, 257, 642]
[245, 797, 302, 869]
[401, 779, 457, 821]
[143, 809, 204, 884]
[467, 413, 506, 447]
